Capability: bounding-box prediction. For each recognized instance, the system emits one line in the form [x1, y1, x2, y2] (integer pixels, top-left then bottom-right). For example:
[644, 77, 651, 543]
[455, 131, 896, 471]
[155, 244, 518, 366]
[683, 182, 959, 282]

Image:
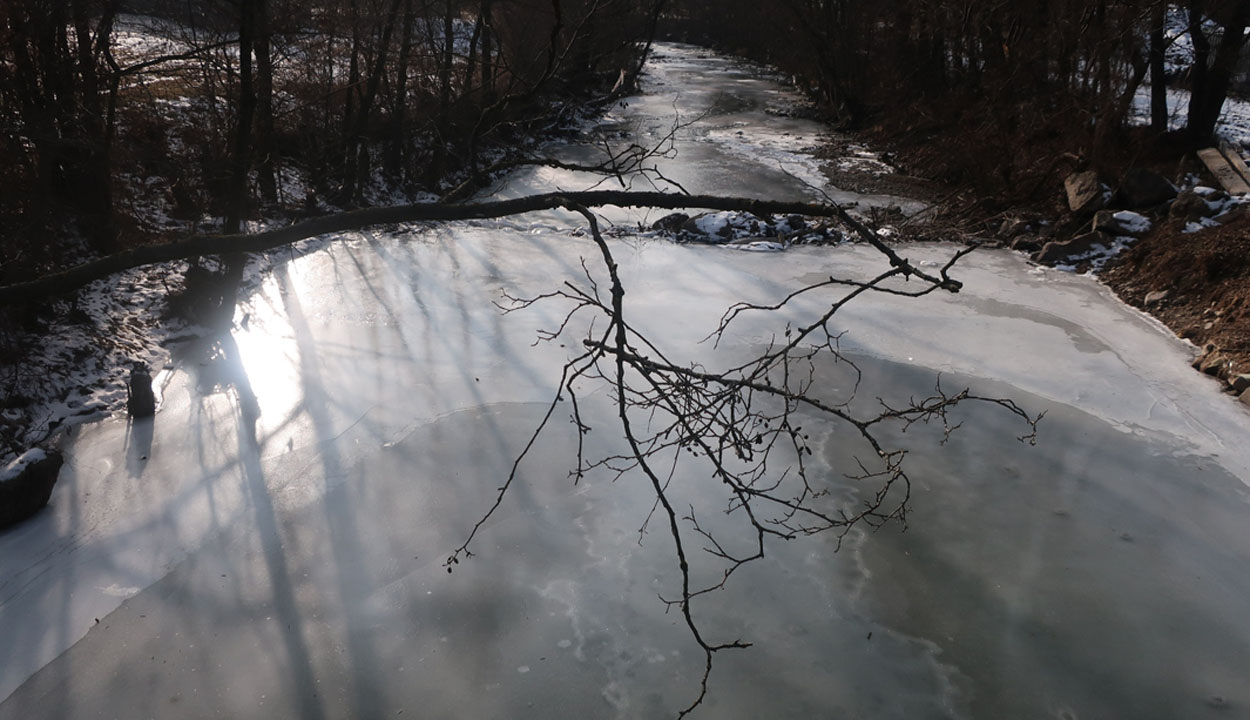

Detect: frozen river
[3, 44, 1250, 719]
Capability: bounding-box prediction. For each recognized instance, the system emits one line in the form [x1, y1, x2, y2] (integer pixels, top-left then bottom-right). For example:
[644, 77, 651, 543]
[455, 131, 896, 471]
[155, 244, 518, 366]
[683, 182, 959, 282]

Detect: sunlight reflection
[231, 271, 303, 431]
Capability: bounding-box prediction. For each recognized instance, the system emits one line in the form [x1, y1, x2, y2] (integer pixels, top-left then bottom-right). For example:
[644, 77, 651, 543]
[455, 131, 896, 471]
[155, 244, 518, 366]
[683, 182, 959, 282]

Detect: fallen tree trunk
[0, 191, 953, 306]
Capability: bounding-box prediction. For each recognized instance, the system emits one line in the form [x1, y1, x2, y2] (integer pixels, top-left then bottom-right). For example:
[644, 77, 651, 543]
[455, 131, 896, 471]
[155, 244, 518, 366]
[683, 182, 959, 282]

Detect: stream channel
[2, 44, 1249, 720]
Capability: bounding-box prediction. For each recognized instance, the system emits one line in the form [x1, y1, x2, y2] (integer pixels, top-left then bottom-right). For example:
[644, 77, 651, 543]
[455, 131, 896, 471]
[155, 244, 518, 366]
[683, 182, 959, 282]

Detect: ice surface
[3, 43, 1250, 720]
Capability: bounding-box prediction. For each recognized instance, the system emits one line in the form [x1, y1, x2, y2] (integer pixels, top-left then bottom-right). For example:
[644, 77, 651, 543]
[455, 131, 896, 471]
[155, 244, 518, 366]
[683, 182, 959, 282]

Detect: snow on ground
[111, 15, 196, 65]
[1, 262, 183, 457]
[0, 228, 348, 466]
[832, 142, 895, 175]
[0, 449, 46, 483]
[1131, 84, 1250, 148]
[1129, 5, 1250, 147]
[1051, 211, 1156, 272]
[1053, 234, 1137, 273]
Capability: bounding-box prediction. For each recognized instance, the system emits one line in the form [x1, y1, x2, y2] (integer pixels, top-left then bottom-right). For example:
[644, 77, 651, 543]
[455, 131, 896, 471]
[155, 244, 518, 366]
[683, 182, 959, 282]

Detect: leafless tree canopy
[665, 0, 1250, 203]
[1, 0, 665, 269]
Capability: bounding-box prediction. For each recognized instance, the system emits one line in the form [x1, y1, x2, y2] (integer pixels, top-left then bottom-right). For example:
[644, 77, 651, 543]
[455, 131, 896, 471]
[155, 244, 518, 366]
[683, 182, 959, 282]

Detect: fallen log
[0, 191, 954, 306]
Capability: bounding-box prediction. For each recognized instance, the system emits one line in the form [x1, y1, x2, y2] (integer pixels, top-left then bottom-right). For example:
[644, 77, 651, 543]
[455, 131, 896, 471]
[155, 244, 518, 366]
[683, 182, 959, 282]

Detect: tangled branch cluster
[446, 200, 1040, 716]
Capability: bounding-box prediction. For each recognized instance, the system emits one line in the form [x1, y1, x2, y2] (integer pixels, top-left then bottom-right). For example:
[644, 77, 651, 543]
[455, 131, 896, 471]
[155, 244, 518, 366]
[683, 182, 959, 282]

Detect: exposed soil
[814, 134, 947, 202]
[1102, 215, 1250, 382]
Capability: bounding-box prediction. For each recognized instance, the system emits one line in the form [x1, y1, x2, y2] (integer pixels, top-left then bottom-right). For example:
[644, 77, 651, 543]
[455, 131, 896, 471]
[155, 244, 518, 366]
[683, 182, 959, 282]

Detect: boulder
[1117, 168, 1177, 208]
[1144, 289, 1170, 306]
[1241, 387, 1250, 407]
[681, 213, 737, 240]
[1092, 209, 1152, 236]
[1, 449, 63, 530]
[651, 212, 689, 233]
[1232, 373, 1250, 393]
[1169, 190, 1219, 221]
[679, 212, 775, 242]
[1010, 235, 1042, 252]
[1064, 171, 1106, 214]
[1033, 231, 1110, 264]
[1193, 347, 1230, 378]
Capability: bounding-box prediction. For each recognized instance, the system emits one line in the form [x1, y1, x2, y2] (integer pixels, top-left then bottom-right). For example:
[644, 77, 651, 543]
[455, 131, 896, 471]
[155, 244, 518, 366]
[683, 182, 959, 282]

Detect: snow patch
[1184, 218, 1221, 233]
[1111, 210, 1152, 234]
[1053, 235, 1138, 273]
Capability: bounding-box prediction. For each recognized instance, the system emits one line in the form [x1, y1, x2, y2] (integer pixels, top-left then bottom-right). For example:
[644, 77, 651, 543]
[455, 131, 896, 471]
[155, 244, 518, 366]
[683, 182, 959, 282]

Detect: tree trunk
[254, 0, 277, 204]
[385, 0, 416, 181]
[70, 0, 118, 250]
[1187, 0, 1213, 142]
[341, 0, 403, 200]
[226, 0, 256, 235]
[339, 0, 363, 199]
[430, 0, 456, 186]
[1188, 0, 1250, 145]
[1149, 0, 1169, 132]
[464, 10, 482, 98]
[480, 0, 494, 105]
[619, 0, 665, 96]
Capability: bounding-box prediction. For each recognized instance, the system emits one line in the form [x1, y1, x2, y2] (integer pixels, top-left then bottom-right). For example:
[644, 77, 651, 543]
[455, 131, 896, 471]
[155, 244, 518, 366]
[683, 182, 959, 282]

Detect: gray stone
[1144, 289, 1170, 306]
[1065, 171, 1106, 214]
[998, 217, 1031, 240]
[1033, 231, 1110, 264]
[1232, 374, 1250, 393]
[1170, 190, 1219, 221]
[1091, 210, 1116, 233]
[1010, 235, 1042, 252]
[1091, 209, 1151, 236]
[0, 450, 63, 530]
[1240, 387, 1250, 407]
[1194, 348, 1230, 378]
[1118, 168, 1177, 208]
[651, 212, 689, 232]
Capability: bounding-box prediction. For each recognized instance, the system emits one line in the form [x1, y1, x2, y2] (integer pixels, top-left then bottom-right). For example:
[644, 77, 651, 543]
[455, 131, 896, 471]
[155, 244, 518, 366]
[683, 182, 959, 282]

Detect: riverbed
[2, 44, 1249, 720]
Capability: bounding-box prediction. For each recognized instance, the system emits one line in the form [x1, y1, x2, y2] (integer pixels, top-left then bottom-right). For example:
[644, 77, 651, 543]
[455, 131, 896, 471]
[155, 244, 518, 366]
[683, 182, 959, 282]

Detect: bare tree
[1186, 0, 1250, 144]
[0, 0, 120, 250]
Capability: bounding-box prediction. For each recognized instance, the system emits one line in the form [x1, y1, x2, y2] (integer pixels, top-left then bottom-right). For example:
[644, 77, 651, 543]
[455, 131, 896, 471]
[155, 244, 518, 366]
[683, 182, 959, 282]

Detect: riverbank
[816, 117, 1250, 400]
[0, 71, 614, 467]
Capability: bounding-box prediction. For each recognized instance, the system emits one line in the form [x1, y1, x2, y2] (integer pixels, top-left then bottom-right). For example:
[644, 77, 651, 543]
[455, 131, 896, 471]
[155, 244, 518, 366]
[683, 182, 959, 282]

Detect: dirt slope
[1102, 215, 1250, 383]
